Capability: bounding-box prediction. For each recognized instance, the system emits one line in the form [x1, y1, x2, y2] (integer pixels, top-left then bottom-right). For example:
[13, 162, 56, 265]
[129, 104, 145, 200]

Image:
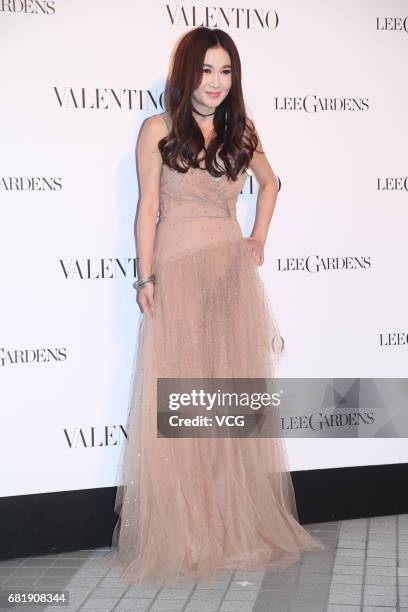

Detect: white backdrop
[1, 0, 407, 497]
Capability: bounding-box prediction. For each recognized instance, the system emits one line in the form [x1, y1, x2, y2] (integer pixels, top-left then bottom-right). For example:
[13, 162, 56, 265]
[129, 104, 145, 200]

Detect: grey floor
[0, 515, 407, 611]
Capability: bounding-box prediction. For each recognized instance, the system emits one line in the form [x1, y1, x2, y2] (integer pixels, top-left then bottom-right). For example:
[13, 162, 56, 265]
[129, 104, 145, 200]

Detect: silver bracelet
[132, 274, 155, 290]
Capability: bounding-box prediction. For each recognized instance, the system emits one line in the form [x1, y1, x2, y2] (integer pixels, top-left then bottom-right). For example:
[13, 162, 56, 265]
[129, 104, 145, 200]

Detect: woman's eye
[202, 69, 231, 75]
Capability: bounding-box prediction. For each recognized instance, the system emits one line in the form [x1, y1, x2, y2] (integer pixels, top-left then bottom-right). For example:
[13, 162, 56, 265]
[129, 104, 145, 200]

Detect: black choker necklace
[192, 106, 215, 117]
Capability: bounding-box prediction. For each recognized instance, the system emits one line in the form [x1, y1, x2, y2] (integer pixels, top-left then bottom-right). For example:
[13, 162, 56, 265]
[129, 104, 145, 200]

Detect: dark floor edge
[1, 462, 407, 560]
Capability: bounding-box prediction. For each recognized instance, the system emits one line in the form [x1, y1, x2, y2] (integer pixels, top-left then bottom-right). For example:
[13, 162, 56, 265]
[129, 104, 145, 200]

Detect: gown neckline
[162, 163, 247, 184]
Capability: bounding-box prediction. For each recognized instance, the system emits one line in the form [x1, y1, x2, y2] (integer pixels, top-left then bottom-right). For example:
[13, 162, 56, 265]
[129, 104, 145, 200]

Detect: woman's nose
[210, 73, 220, 87]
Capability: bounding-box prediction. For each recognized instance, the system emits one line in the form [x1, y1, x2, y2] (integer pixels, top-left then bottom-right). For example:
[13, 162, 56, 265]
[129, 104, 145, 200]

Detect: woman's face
[191, 45, 232, 112]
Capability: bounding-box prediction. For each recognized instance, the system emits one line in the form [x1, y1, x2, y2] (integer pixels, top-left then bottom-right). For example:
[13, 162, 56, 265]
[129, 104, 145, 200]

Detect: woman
[105, 26, 324, 586]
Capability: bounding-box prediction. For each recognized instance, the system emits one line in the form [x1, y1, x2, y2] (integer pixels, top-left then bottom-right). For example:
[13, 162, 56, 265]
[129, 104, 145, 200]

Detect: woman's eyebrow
[203, 63, 232, 68]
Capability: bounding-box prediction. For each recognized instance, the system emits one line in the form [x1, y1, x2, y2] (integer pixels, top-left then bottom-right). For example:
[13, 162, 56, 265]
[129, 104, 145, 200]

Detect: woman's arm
[134, 115, 167, 316]
[246, 125, 279, 265]
[135, 115, 166, 278]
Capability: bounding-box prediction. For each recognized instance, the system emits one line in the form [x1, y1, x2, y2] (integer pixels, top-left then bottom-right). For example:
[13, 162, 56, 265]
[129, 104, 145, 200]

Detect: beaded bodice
[158, 111, 247, 220]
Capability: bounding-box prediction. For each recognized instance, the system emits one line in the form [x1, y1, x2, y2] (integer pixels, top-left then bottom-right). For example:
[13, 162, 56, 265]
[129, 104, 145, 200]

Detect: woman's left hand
[244, 236, 265, 266]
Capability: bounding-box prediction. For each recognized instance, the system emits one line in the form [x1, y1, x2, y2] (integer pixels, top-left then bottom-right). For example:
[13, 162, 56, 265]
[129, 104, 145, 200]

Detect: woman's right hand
[137, 282, 155, 318]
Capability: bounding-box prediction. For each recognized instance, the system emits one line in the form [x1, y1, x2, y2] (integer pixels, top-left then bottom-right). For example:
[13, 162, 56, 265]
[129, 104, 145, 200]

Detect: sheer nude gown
[104, 111, 324, 586]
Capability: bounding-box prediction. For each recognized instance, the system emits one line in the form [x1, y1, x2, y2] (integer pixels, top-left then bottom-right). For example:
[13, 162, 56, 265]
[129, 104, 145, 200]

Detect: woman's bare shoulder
[138, 113, 170, 155]
[141, 112, 169, 135]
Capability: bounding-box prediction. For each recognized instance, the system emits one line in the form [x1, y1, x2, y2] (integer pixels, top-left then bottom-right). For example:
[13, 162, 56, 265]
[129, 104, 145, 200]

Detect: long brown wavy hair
[158, 27, 263, 181]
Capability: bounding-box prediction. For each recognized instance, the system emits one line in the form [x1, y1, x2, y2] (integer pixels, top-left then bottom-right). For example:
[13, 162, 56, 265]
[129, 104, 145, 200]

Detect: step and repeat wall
[1, 0, 407, 497]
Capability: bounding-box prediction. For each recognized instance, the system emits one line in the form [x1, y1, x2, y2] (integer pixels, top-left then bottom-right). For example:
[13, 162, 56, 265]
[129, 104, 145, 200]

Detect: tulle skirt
[103, 235, 324, 586]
